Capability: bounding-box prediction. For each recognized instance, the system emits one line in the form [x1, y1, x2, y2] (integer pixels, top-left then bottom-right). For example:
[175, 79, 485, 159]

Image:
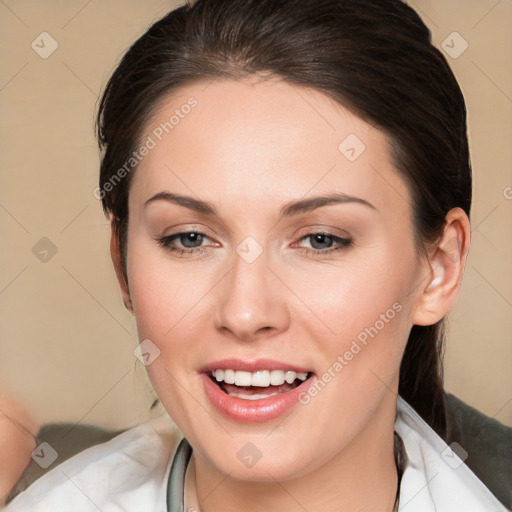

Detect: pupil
[181, 232, 203, 248]
[311, 234, 332, 249]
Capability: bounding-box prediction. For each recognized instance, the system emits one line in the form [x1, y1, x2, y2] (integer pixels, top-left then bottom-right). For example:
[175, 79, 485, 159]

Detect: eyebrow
[143, 191, 377, 217]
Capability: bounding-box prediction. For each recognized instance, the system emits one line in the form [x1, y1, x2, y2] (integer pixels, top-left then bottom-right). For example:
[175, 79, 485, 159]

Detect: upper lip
[199, 358, 313, 374]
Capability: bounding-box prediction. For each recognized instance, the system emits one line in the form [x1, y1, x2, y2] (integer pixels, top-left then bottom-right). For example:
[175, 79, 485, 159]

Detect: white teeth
[251, 370, 270, 386]
[285, 371, 297, 384]
[270, 370, 285, 385]
[223, 369, 235, 384]
[234, 371, 252, 386]
[210, 369, 309, 387]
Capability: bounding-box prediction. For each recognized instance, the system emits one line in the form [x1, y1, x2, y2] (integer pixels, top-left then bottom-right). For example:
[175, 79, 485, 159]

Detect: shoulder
[6, 418, 181, 512]
[395, 396, 509, 512]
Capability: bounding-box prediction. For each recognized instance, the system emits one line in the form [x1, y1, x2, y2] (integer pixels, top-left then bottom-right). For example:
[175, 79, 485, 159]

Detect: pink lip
[200, 370, 315, 424]
[199, 358, 312, 373]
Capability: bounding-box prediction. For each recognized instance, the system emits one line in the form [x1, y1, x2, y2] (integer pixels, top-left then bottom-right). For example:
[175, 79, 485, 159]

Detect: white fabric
[6, 397, 508, 511]
[394, 396, 508, 511]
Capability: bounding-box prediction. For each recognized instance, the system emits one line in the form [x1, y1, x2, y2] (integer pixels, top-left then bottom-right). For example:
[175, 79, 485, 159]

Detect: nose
[214, 244, 290, 342]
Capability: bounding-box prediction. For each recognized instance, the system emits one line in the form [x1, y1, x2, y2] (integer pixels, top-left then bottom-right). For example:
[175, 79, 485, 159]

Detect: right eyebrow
[143, 191, 216, 215]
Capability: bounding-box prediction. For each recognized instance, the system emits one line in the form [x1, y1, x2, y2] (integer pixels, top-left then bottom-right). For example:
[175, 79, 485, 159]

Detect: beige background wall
[0, 0, 511, 430]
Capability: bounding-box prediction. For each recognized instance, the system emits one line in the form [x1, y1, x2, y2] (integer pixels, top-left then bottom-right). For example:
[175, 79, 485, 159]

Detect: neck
[184, 395, 399, 512]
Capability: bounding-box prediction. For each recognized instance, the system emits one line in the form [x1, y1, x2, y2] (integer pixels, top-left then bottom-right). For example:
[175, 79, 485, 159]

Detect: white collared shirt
[6, 397, 508, 511]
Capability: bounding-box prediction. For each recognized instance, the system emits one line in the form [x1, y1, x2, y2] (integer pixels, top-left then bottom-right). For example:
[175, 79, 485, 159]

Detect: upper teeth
[211, 369, 309, 387]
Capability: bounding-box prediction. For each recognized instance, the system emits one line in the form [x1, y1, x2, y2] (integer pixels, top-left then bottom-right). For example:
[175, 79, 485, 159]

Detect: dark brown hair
[96, 0, 472, 439]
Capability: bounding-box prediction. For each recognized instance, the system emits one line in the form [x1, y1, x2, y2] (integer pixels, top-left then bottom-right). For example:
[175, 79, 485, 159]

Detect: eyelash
[156, 231, 353, 257]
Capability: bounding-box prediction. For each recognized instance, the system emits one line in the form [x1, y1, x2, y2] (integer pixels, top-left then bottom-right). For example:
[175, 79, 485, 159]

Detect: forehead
[130, 77, 411, 223]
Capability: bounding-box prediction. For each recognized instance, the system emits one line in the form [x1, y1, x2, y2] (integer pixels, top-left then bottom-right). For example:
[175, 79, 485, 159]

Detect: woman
[6, 0, 508, 510]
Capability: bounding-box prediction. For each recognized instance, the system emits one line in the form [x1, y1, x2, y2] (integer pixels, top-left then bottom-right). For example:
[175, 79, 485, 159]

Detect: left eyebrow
[279, 193, 377, 217]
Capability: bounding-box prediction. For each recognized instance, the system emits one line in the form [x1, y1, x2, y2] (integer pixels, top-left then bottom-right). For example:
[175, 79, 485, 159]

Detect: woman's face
[123, 77, 430, 480]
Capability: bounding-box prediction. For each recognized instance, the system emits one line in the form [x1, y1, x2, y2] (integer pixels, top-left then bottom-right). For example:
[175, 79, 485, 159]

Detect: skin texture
[110, 77, 471, 512]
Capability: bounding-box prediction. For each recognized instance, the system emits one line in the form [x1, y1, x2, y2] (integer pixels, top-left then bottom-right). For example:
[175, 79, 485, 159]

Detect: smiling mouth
[208, 369, 314, 400]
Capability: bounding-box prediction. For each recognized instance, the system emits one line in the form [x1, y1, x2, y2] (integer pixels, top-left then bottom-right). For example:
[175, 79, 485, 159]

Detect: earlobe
[412, 207, 471, 326]
[109, 223, 133, 315]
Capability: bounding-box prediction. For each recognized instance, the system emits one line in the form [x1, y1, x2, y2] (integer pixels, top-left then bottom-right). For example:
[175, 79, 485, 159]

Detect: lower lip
[200, 373, 313, 423]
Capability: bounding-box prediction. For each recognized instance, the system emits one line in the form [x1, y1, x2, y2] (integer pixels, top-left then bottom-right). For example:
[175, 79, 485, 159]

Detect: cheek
[284, 246, 417, 406]
[284, 248, 415, 342]
[288, 260, 414, 427]
[127, 234, 213, 335]
[126, 243, 214, 421]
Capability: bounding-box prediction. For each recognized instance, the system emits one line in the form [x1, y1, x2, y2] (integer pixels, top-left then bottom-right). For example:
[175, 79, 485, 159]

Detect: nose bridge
[214, 240, 289, 340]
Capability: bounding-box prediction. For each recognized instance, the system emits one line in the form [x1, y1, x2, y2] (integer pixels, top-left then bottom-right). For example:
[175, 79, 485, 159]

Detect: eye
[156, 231, 214, 256]
[295, 232, 353, 256]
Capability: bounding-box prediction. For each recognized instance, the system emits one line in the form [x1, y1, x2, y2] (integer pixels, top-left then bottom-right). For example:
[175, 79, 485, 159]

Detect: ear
[412, 207, 471, 326]
[110, 221, 134, 315]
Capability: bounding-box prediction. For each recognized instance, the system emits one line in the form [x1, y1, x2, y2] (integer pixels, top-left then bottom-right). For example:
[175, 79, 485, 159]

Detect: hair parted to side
[96, 0, 472, 439]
